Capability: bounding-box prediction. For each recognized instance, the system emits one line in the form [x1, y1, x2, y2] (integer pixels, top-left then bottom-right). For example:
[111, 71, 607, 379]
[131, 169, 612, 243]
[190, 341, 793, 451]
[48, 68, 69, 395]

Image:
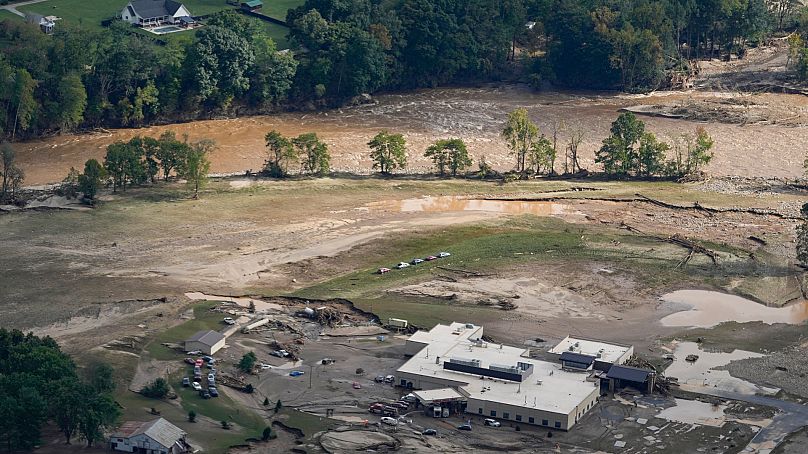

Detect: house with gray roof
[110, 417, 190, 453]
[185, 329, 226, 355]
[120, 0, 193, 27]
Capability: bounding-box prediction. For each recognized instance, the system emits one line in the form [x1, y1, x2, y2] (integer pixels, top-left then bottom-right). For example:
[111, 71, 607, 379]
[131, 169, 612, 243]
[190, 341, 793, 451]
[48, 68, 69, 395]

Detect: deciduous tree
[425, 138, 472, 176]
[293, 133, 330, 176]
[502, 108, 538, 174]
[178, 139, 214, 198]
[264, 130, 297, 177]
[368, 131, 407, 174]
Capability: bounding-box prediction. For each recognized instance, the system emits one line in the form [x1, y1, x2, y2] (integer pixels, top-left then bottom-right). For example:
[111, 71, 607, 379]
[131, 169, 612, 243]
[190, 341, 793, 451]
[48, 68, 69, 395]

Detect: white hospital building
[397, 323, 630, 430]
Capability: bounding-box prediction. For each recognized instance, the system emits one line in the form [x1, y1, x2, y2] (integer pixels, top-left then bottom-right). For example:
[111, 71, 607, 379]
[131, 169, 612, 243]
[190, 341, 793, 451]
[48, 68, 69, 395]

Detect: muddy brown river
[13, 85, 808, 185]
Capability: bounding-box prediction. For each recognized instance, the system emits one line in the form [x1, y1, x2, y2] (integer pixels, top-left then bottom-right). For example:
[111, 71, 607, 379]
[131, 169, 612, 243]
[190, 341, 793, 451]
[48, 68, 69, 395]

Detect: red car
[378, 267, 391, 274]
[425, 256, 438, 261]
[195, 359, 204, 367]
[352, 381, 362, 389]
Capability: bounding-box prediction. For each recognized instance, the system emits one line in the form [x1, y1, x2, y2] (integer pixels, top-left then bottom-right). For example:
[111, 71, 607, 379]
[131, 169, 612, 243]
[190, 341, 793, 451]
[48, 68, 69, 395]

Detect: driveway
[0, 0, 49, 17]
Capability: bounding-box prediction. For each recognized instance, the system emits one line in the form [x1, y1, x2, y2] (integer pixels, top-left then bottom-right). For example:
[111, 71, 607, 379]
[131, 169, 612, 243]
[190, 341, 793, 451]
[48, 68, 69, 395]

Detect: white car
[259, 363, 272, 370]
[396, 262, 410, 269]
[484, 418, 500, 427]
[223, 317, 236, 325]
[191, 382, 202, 391]
[380, 417, 398, 426]
[438, 252, 451, 258]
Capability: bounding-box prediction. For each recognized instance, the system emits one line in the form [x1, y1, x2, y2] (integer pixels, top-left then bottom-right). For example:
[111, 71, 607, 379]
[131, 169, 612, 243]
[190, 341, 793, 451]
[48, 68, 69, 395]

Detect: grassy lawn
[144, 301, 225, 360]
[0, 10, 23, 22]
[20, 0, 293, 48]
[260, 0, 304, 20]
[171, 370, 266, 431]
[116, 391, 262, 452]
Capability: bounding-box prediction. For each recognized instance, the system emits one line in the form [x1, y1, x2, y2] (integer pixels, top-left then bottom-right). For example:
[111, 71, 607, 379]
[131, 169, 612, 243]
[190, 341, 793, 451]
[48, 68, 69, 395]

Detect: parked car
[438, 252, 451, 258]
[396, 262, 410, 269]
[182, 377, 190, 387]
[384, 375, 395, 383]
[352, 381, 362, 389]
[484, 419, 501, 427]
[425, 255, 438, 261]
[289, 371, 305, 377]
[201, 356, 213, 362]
[402, 393, 418, 403]
[422, 429, 438, 436]
[208, 373, 215, 381]
[378, 267, 391, 274]
[208, 387, 219, 397]
[374, 375, 385, 383]
[184, 357, 195, 365]
[186, 350, 202, 355]
[223, 317, 236, 325]
[192, 382, 202, 391]
[259, 363, 272, 370]
[193, 367, 201, 376]
[194, 359, 204, 367]
[411, 258, 424, 265]
[458, 423, 472, 431]
[199, 390, 210, 399]
[271, 349, 290, 358]
[380, 417, 398, 426]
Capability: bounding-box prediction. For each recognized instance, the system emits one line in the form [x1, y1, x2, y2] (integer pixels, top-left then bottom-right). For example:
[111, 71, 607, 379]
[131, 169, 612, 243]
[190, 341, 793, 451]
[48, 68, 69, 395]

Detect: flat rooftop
[399, 328, 597, 414]
[549, 336, 631, 364]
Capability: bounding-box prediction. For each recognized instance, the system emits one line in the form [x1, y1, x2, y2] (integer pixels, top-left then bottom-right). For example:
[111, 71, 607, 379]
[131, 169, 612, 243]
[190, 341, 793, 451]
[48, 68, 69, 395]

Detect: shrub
[141, 378, 169, 399]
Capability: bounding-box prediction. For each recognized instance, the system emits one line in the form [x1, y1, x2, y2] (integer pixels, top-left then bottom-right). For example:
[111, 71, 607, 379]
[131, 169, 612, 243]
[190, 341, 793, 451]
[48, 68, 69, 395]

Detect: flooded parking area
[660, 290, 808, 328]
[369, 196, 569, 216]
[663, 341, 779, 396]
[656, 398, 727, 427]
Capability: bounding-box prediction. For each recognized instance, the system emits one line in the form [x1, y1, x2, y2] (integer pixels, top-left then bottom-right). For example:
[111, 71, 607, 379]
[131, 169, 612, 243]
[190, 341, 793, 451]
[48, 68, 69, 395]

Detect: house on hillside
[110, 418, 190, 453]
[120, 0, 194, 27]
[184, 329, 225, 355]
[25, 13, 58, 34]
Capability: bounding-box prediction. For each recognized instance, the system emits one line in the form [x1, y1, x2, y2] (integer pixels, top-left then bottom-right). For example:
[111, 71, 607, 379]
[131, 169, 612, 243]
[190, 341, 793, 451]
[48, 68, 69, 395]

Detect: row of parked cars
[378, 252, 451, 274]
[182, 356, 219, 398]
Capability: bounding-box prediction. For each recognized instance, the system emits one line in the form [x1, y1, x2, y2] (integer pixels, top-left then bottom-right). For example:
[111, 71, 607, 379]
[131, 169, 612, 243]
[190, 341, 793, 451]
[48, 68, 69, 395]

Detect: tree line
[2, 1, 802, 141]
[0, 329, 119, 451]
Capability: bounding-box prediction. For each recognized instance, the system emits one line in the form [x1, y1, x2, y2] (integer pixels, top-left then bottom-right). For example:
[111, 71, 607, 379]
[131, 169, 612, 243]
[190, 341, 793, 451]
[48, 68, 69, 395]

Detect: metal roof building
[184, 329, 225, 355]
[110, 418, 189, 453]
[396, 323, 601, 430]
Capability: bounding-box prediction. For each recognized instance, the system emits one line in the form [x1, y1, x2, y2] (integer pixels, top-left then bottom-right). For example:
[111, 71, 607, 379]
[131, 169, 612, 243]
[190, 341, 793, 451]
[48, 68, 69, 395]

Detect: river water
[14, 85, 808, 185]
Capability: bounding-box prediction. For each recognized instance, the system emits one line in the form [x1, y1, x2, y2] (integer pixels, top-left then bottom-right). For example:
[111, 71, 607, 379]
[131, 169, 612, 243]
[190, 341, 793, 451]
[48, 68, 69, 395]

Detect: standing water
[660, 290, 808, 328]
[370, 196, 567, 216]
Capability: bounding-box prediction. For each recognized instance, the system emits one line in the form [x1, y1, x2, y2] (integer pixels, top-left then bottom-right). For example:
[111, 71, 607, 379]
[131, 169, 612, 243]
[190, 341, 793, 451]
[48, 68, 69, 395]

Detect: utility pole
[309, 364, 313, 389]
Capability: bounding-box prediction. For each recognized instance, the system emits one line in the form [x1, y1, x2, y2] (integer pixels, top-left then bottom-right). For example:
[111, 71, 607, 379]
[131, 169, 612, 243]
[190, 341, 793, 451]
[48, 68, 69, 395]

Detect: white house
[110, 418, 190, 454]
[25, 13, 58, 34]
[184, 329, 225, 355]
[120, 0, 193, 27]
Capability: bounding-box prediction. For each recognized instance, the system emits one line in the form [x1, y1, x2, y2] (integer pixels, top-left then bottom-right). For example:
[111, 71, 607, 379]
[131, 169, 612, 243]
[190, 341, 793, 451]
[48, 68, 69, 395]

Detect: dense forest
[0, 0, 804, 140]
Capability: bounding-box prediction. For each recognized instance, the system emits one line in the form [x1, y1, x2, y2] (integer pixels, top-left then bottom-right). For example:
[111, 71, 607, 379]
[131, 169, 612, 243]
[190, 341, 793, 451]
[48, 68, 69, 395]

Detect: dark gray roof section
[186, 329, 224, 346]
[130, 0, 186, 19]
[606, 365, 653, 382]
[560, 352, 596, 366]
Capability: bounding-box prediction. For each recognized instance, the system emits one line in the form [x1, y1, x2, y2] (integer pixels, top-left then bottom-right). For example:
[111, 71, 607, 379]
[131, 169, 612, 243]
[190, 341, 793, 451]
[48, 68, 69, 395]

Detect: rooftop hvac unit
[465, 323, 474, 329]
[449, 357, 481, 368]
[574, 342, 580, 348]
[568, 346, 575, 351]
[489, 364, 520, 374]
[536, 380, 543, 385]
[517, 362, 531, 371]
[596, 352, 602, 358]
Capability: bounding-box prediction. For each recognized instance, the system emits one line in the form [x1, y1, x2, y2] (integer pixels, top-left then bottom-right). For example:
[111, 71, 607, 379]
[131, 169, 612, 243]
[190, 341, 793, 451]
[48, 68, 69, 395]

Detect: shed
[110, 418, 189, 453]
[184, 330, 225, 355]
[560, 352, 596, 371]
[241, 0, 263, 11]
[606, 365, 656, 394]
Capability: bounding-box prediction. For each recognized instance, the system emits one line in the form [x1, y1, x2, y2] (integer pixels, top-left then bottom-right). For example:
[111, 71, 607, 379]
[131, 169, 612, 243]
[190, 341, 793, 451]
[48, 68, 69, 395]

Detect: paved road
[0, 0, 49, 17]
[683, 385, 808, 453]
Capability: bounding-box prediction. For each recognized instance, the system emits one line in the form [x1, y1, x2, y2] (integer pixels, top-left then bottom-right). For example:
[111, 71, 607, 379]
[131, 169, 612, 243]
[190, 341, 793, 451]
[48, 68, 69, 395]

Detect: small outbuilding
[184, 329, 225, 355]
[240, 0, 263, 11]
[110, 417, 190, 453]
[605, 365, 656, 394]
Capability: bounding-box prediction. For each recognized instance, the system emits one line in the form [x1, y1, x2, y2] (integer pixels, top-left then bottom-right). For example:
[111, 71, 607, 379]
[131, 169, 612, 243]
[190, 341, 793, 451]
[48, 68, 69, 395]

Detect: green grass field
[0, 10, 23, 22]
[21, 0, 295, 48]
